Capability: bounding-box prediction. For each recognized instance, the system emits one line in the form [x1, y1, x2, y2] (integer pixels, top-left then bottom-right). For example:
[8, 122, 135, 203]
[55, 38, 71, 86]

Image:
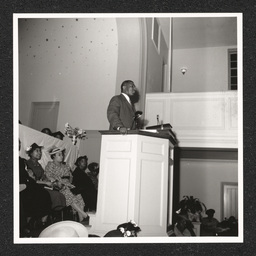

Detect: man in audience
[201, 209, 219, 236]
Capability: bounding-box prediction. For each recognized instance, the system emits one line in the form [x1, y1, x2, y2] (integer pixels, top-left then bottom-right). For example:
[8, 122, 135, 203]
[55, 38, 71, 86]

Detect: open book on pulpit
[145, 123, 177, 141]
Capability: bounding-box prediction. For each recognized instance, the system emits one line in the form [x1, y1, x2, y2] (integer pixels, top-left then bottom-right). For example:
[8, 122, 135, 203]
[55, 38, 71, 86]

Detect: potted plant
[176, 195, 207, 222]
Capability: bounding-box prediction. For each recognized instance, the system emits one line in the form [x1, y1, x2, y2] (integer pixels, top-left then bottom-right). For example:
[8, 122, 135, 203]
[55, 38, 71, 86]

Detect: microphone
[131, 111, 143, 130]
[157, 115, 159, 125]
[134, 111, 143, 120]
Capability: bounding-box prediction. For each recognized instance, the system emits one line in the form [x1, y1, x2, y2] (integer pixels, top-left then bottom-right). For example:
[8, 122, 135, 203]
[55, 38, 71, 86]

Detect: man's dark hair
[121, 80, 135, 92]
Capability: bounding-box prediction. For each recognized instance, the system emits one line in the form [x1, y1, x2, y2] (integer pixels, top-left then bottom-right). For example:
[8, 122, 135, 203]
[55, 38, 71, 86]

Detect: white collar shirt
[121, 93, 131, 104]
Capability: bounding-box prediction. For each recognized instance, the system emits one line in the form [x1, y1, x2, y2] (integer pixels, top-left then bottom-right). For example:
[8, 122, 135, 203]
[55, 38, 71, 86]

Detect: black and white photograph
[13, 13, 243, 244]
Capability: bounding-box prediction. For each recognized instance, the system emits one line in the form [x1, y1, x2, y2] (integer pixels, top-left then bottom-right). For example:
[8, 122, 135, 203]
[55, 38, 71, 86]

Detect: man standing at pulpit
[107, 80, 138, 134]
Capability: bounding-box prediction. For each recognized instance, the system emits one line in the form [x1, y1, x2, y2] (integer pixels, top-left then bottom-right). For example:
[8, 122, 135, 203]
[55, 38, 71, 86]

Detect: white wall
[19, 18, 118, 131]
[145, 18, 170, 93]
[78, 130, 102, 164]
[179, 159, 238, 221]
[115, 18, 143, 112]
[172, 46, 237, 92]
[115, 18, 141, 94]
[158, 18, 170, 48]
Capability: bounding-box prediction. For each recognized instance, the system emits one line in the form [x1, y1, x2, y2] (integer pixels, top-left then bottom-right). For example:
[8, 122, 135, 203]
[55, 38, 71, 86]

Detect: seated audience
[45, 146, 89, 222]
[217, 216, 238, 236]
[167, 214, 196, 236]
[201, 209, 219, 236]
[41, 127, 52, 136]
[72, 156, 98, 211]
[87, 162, 99, 190]
[19, 140, 52, 236]
[25, 143, 66, 210]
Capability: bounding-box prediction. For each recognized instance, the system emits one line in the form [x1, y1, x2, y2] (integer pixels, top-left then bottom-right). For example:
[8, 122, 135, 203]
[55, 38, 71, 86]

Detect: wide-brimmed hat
[48, 145, 65, 155]
[39, 221, 88, 238]
[25, 143, 44, 154]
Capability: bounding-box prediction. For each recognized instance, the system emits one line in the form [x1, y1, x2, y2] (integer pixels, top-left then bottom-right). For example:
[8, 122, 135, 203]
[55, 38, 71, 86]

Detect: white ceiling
[172, 17, 237, 49]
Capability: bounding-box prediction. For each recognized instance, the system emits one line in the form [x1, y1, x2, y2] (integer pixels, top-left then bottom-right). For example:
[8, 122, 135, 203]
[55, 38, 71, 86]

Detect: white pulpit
[89, 130, 176, 237]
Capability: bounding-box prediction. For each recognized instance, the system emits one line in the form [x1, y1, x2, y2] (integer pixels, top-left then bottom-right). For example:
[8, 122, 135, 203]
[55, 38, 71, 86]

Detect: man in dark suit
[107, 80, 138, 134]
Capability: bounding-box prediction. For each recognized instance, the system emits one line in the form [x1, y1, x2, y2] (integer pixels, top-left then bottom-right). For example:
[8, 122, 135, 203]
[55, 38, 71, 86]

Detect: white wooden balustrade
[145, 91, 238, 148]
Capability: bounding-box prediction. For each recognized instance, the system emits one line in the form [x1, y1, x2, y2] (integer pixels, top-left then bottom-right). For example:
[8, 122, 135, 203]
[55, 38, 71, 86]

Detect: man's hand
[119, 127, 128, 135]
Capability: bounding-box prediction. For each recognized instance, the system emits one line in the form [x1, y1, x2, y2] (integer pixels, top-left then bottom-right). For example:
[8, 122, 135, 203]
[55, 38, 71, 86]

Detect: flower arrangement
[64, 123, 87, 145]
[176, 195, 207, 222]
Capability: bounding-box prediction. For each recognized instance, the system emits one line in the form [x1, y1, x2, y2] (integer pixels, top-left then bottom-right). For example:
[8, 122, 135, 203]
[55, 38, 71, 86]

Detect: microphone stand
[131, 112, 143, 130]
[130, 117, 136, 130]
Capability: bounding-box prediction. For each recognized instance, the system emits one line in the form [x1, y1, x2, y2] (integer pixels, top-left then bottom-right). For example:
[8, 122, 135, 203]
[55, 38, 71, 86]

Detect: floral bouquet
[64, 123, 87, 145]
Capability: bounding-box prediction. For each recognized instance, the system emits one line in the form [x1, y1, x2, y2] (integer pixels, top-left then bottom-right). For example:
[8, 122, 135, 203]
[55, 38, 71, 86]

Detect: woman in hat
[19, 140, 52, 236]
[25, 143, 66, 210]
[45, 146, 89, 222]
[71, 156, 97, 211]
[26, 143, 47, 181]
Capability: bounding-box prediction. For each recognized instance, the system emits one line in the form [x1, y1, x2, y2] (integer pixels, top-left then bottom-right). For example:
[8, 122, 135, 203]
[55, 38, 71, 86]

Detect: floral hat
[48, 145, 65, 155]
[25, 143, 44, 155]
[104, 220, 141, 237]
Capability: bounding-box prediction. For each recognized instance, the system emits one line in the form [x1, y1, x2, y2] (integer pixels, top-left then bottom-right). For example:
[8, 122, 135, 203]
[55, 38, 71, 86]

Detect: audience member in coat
[19, 140, 51, 236]
[71, 156, 98, 211]
[201, 209, 220, 236]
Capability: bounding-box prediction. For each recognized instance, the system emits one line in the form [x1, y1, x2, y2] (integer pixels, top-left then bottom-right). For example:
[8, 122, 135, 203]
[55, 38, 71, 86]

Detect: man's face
[123, 83, 136, 97]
